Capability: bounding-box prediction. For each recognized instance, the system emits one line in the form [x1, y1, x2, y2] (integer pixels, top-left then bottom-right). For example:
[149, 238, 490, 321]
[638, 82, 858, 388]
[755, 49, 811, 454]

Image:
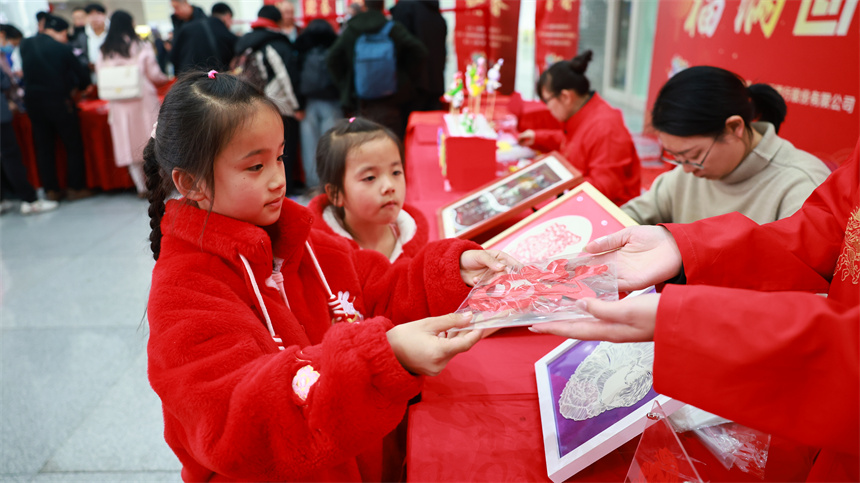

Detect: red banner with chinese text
[535, 0, 580, 74]
[646, 0, 860, 165]
[453, 0, 521, 95]
[301, 0, 340, 30]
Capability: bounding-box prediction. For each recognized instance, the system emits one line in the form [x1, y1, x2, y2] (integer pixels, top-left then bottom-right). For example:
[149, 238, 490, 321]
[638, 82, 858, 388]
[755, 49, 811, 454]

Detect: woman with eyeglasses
[621, 65, 830, 225]
[517, 50, 641, 205]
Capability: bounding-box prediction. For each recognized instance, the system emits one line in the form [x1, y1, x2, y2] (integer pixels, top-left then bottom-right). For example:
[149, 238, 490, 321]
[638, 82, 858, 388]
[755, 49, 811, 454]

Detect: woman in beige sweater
[622, 66, 830, 225]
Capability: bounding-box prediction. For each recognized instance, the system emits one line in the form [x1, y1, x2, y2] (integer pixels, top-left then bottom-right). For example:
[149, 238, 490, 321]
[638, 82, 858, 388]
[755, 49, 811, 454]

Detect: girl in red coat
[143, 71, 512, 482]
[517, 50, 641, 205]
[309, 117, 429, 261]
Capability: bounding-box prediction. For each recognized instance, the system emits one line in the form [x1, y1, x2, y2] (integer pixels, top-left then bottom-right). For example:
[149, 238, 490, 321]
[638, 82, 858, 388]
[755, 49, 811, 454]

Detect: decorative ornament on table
[443, 71, 465, 115]
[486, 58, 504, 121]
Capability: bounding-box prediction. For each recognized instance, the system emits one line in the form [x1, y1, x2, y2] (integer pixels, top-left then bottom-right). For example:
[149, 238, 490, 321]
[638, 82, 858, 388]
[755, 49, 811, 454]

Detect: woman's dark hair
[144, 71, 280, 260]
[537, 50, 593, 99]
[316, 117, 402, 213]
[651, 65, 787, 137]
[295, 18, 338, 51]
[100, 10, 138, 58]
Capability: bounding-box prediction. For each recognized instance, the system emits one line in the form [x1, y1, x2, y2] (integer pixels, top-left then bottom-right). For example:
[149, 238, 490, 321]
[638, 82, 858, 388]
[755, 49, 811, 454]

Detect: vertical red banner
[454, 0, 521, 95]
[646, 0, 860, 165]
[535, 0, 580, 74]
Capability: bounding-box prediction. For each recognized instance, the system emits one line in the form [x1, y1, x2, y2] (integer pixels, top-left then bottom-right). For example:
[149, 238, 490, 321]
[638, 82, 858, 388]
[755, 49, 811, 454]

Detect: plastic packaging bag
[451, 252, 618, 331]
[693, 422, 771, 479]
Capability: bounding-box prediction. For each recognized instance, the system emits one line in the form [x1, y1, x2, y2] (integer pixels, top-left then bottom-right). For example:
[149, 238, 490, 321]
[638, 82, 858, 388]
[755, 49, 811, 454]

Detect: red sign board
[300, 0, 340, 30]
[535, 0, 580, 74]
[647, 0, 860, 165]
[453, 0, 521, 95]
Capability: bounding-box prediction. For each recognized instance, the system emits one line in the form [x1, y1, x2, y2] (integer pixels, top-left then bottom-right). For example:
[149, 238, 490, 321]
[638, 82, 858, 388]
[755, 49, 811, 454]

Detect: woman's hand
[528, 293, 660, 343]
[387, 312, 482, 376]
[459, 249, 522, 286]
[517, 129, 536, 147]
[585, 226, 683, 292]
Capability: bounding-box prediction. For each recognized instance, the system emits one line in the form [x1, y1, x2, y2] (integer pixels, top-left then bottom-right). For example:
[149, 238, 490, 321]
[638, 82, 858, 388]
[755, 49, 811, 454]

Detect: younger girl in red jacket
[308, 117, 429, 261]
[143, 71, 511, 482]
[517, 50, 641, 205]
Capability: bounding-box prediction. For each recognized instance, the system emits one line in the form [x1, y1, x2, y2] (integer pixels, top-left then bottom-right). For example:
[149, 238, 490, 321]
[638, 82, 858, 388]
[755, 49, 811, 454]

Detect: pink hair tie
[207, 70, 218, 79]
[349, 117, 356, 123]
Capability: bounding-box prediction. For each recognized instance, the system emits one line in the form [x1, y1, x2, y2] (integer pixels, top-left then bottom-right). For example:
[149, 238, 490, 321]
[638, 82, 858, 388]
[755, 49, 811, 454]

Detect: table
[13, 82, 175, 192]
[404, 94, 561, 242]
[405, 329, 819, 482]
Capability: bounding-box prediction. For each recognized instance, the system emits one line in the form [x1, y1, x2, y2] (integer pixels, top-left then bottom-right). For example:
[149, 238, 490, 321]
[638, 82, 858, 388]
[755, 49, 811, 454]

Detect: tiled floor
[0, 193, 183, 482]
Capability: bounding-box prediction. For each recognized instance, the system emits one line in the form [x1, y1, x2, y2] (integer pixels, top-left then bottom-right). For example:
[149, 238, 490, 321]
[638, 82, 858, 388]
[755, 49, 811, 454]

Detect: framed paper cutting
[483, 182, 638, 260]
[535, 338, 683, 482]
[437, 152, 583, 240]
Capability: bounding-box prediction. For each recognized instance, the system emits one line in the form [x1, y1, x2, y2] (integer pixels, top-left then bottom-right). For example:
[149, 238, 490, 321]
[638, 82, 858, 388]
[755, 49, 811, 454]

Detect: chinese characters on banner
[535, 0, 580, 74]
[453, 0, 521, 95]
[301, 0, 340, 30]
[647, 0, 859, 165]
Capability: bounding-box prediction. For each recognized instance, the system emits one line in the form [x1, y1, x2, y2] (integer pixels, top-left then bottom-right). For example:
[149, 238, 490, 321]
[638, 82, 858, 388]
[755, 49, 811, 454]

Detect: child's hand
[459, 249, 522, 286]
[386, 312, 482, 376]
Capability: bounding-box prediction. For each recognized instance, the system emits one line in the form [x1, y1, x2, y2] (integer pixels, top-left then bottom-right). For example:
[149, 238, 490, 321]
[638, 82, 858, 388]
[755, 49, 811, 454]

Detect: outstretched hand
[387, 312, 483, 376]
[585, 226, 683, 292]
[528, 294, 660, 343]
[459, 249, 522, 286]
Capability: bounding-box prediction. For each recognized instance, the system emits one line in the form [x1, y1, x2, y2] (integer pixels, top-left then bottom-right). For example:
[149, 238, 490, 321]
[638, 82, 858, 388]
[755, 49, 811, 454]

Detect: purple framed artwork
[535, 337, 683, 482]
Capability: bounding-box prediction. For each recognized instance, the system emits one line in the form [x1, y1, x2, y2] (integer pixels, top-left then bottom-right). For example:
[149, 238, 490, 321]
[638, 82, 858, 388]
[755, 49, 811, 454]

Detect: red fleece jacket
[657, 146, 859, 481]
[147, 198, 478, 482]
[532, 92, 641, 205]
[307, 194, 429, 261]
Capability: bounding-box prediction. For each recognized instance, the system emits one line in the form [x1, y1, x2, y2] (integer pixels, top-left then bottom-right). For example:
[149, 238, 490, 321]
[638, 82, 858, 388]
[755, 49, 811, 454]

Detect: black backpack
[229, 47, 268, 91]
[299, 45, 334, 98]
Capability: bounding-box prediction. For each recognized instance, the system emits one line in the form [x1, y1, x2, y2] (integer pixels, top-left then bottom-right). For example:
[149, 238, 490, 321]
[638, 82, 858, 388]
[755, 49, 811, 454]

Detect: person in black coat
[170, 0, 206, 34]
[391, 0, 447, 113]
[235, 5, 305, 195]
[170, 2, 237, 74]
[19, 15, 93, 201]
[327, 0, 427, 139]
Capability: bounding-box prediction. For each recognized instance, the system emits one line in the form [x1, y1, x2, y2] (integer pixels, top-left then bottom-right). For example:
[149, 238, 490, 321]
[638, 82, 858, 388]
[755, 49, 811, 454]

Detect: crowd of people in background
[0, 0, 447, 215]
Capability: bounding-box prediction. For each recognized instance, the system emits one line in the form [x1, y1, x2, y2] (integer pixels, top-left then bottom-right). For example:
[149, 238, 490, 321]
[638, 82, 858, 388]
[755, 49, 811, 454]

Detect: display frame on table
[482, 182, 638, 260]
[535, 338, 684, 483]
[437, 151, 583, 240]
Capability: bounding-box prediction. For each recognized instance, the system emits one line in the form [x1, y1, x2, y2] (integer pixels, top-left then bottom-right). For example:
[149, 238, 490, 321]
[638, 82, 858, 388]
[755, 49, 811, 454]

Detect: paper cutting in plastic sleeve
[451, 252, 618, 331]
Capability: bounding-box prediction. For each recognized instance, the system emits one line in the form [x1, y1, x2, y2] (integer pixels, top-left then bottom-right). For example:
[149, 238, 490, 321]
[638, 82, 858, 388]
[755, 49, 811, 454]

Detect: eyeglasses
[661, 136, 718, 169]
[541, 93, 559, 105]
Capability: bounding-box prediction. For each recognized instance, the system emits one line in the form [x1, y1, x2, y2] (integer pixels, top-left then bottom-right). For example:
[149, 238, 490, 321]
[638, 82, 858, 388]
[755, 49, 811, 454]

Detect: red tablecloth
[14, 100, 132, 191]
[406, 327, 818, 482]
[13, 81, 176, 192]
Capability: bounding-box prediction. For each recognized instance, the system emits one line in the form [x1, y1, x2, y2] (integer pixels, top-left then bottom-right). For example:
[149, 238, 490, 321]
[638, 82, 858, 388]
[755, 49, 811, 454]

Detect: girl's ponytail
[144, 138, 167, 260]
[748, 83, 787, 134]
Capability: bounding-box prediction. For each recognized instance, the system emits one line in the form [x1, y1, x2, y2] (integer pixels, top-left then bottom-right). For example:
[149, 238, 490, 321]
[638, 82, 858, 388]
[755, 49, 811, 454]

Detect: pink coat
[96, 41, 168, 167]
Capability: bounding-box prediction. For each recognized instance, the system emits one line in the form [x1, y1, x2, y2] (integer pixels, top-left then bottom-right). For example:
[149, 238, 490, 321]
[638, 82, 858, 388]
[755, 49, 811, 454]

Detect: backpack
[353, 21, 396, 100]
[230, 46, 268, 91]
[300, 45, 334, 98]
[231, 44, 300, 117]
